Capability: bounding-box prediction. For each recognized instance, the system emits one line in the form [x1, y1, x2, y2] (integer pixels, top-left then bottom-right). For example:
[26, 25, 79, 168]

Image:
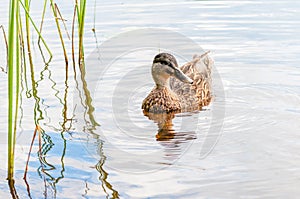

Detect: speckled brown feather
[142, 87, 181, 113]
[142, 52, 213, 113]
[171, 52, 213, 111]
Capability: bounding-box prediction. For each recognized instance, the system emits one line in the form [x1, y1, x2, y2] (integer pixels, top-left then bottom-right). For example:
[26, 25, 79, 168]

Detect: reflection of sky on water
[0, 0, 300, 198]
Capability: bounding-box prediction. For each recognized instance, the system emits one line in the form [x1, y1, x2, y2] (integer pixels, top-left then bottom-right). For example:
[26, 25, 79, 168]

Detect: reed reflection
[21, 62, 73, 198]
[74, 61, 119, 198]
[95, 138, 120, 199]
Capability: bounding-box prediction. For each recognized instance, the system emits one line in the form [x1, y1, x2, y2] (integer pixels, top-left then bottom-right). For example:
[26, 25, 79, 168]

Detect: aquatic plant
[24, 0, 33, 67]
[5, 2, 93, 197]
[50, 0, 69, 64]
[0, 25, 8, 72]
[76, 0, 86, 64]
[19, 0, 52, 63]
[7, 0, 20, 180]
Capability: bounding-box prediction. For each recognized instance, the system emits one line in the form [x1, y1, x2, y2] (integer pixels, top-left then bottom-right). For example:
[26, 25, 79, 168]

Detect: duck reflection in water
[144, 111, 176, 141]
[142, 52, 213, 141]
[143, 111, 197, 142]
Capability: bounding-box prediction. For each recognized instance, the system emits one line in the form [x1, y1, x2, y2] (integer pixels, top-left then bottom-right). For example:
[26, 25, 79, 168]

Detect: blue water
[0, 0, 300, 198]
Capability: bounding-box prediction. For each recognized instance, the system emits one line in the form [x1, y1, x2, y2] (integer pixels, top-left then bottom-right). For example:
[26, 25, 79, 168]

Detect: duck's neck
[154, 78, 171, 89]
[152, 73, 170, 89]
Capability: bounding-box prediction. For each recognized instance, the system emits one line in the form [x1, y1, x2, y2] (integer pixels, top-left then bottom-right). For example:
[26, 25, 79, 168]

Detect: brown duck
[142, 51, 213, 113]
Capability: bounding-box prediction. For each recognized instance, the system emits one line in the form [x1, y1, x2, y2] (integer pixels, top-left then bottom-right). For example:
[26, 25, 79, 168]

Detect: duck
[142, 51, 213, 113]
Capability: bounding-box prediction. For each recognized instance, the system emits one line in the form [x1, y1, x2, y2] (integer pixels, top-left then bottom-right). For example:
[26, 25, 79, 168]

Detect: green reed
[75, 0, 86, 63]
[0, 25, 8, 69]
[7, 0, 51, 181]
[6, 0, 89, 182]
[24, 0, 33, 67]
[7, 0, 20, 180]
[50, 0, 68, 64]
[19, 0, 52, 62]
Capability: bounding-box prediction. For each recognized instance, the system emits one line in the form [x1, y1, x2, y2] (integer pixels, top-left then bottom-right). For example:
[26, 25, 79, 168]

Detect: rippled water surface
[1, 0, 300, 198]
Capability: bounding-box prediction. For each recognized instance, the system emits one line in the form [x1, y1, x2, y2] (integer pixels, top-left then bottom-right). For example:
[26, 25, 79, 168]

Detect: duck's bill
[174, 68, 193, 84]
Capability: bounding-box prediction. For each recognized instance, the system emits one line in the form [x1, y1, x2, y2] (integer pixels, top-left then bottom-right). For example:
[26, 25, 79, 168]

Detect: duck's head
[152, 53, 193, 88]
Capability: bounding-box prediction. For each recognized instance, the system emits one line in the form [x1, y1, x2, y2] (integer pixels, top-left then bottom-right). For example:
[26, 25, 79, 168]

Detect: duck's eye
[160, 61, 172, 67]
[159, 60, 167, 65]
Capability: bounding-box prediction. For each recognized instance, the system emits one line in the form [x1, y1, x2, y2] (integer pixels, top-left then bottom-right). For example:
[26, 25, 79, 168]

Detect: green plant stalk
[18, 0, 52, 62]
[76, 0, 86, 63]
[71, 5, 77, 69]
[19, 16, 32, 98]
[0, 25, 8, 70]
[38, 0, 48, 44]
[24, 0, 33, 68]
[8, 0, 20, 180]
[49, 0, 68, 64]
[93, 0, 96, 31]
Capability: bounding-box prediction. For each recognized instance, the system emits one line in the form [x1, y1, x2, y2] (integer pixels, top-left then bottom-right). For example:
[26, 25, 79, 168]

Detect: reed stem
[19, 0, 52, 62]
[24, 0, 33, 68]
[7, 0, 20, 180]
[38, 0, 48, 44]
[0, 25, 8, 71]
[49, 0, 68, 64]
[76, 0, 86, 64]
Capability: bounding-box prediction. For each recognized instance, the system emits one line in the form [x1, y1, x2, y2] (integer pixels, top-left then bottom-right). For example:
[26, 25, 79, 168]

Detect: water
[1, 0, 300, 198]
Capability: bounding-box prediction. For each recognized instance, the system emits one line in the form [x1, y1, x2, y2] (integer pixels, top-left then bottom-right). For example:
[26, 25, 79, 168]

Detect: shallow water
[1, 0, 300, 198]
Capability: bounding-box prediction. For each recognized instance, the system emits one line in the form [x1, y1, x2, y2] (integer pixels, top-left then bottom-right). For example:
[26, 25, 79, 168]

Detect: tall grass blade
[18, 0, 52, 63]
[71, 5, 77, 69]
[38, 0, 48, 44]
[18, 16, 32, 98]
[76, 0, 86, 64]
[0, 25, 8, 73]
[49, 0, 68, 64]
[7, 0, 20, 180]
[24, 0, 33, 68]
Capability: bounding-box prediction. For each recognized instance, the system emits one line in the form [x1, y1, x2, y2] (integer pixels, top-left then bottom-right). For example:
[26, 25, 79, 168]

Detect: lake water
[0, 0, 300, 198]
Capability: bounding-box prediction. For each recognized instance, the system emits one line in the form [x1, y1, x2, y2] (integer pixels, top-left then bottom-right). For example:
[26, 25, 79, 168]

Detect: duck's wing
[181, 51, 212, 80]
[170, 51, 213, 111]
